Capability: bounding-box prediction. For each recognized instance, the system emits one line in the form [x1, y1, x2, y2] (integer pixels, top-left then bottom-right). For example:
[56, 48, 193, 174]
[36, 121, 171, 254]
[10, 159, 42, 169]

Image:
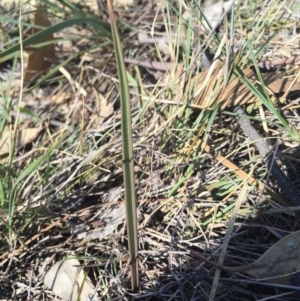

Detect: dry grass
[1, 0, 300, 300]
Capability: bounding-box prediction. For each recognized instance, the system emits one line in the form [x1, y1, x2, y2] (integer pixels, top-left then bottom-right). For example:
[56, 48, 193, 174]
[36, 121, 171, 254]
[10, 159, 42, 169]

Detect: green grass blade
[15, 131, 69, 186]
[237, 39, 300, 141]
[8, 130, 69, 227]
[0, 18, 111, 61]
[107, 0, 139, 292]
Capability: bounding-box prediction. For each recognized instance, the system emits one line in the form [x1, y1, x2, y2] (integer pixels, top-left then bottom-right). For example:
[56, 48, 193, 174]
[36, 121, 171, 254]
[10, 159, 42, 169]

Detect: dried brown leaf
[44, 257, 98, 301]
[202, 0, 235, 29]
[95, 92, 114, 124]
[24, 6, 55, 84]
[193, 59, 300, 109]
[49, 91, 73, 104]
[240, 230, 300, 285]
[191, 230, 300, 285]
[0, 127, 41, 156]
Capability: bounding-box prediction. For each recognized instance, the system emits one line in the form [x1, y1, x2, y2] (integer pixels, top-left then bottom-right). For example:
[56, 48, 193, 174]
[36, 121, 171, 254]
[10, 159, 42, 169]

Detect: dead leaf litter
[1, 1, 300, 300]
